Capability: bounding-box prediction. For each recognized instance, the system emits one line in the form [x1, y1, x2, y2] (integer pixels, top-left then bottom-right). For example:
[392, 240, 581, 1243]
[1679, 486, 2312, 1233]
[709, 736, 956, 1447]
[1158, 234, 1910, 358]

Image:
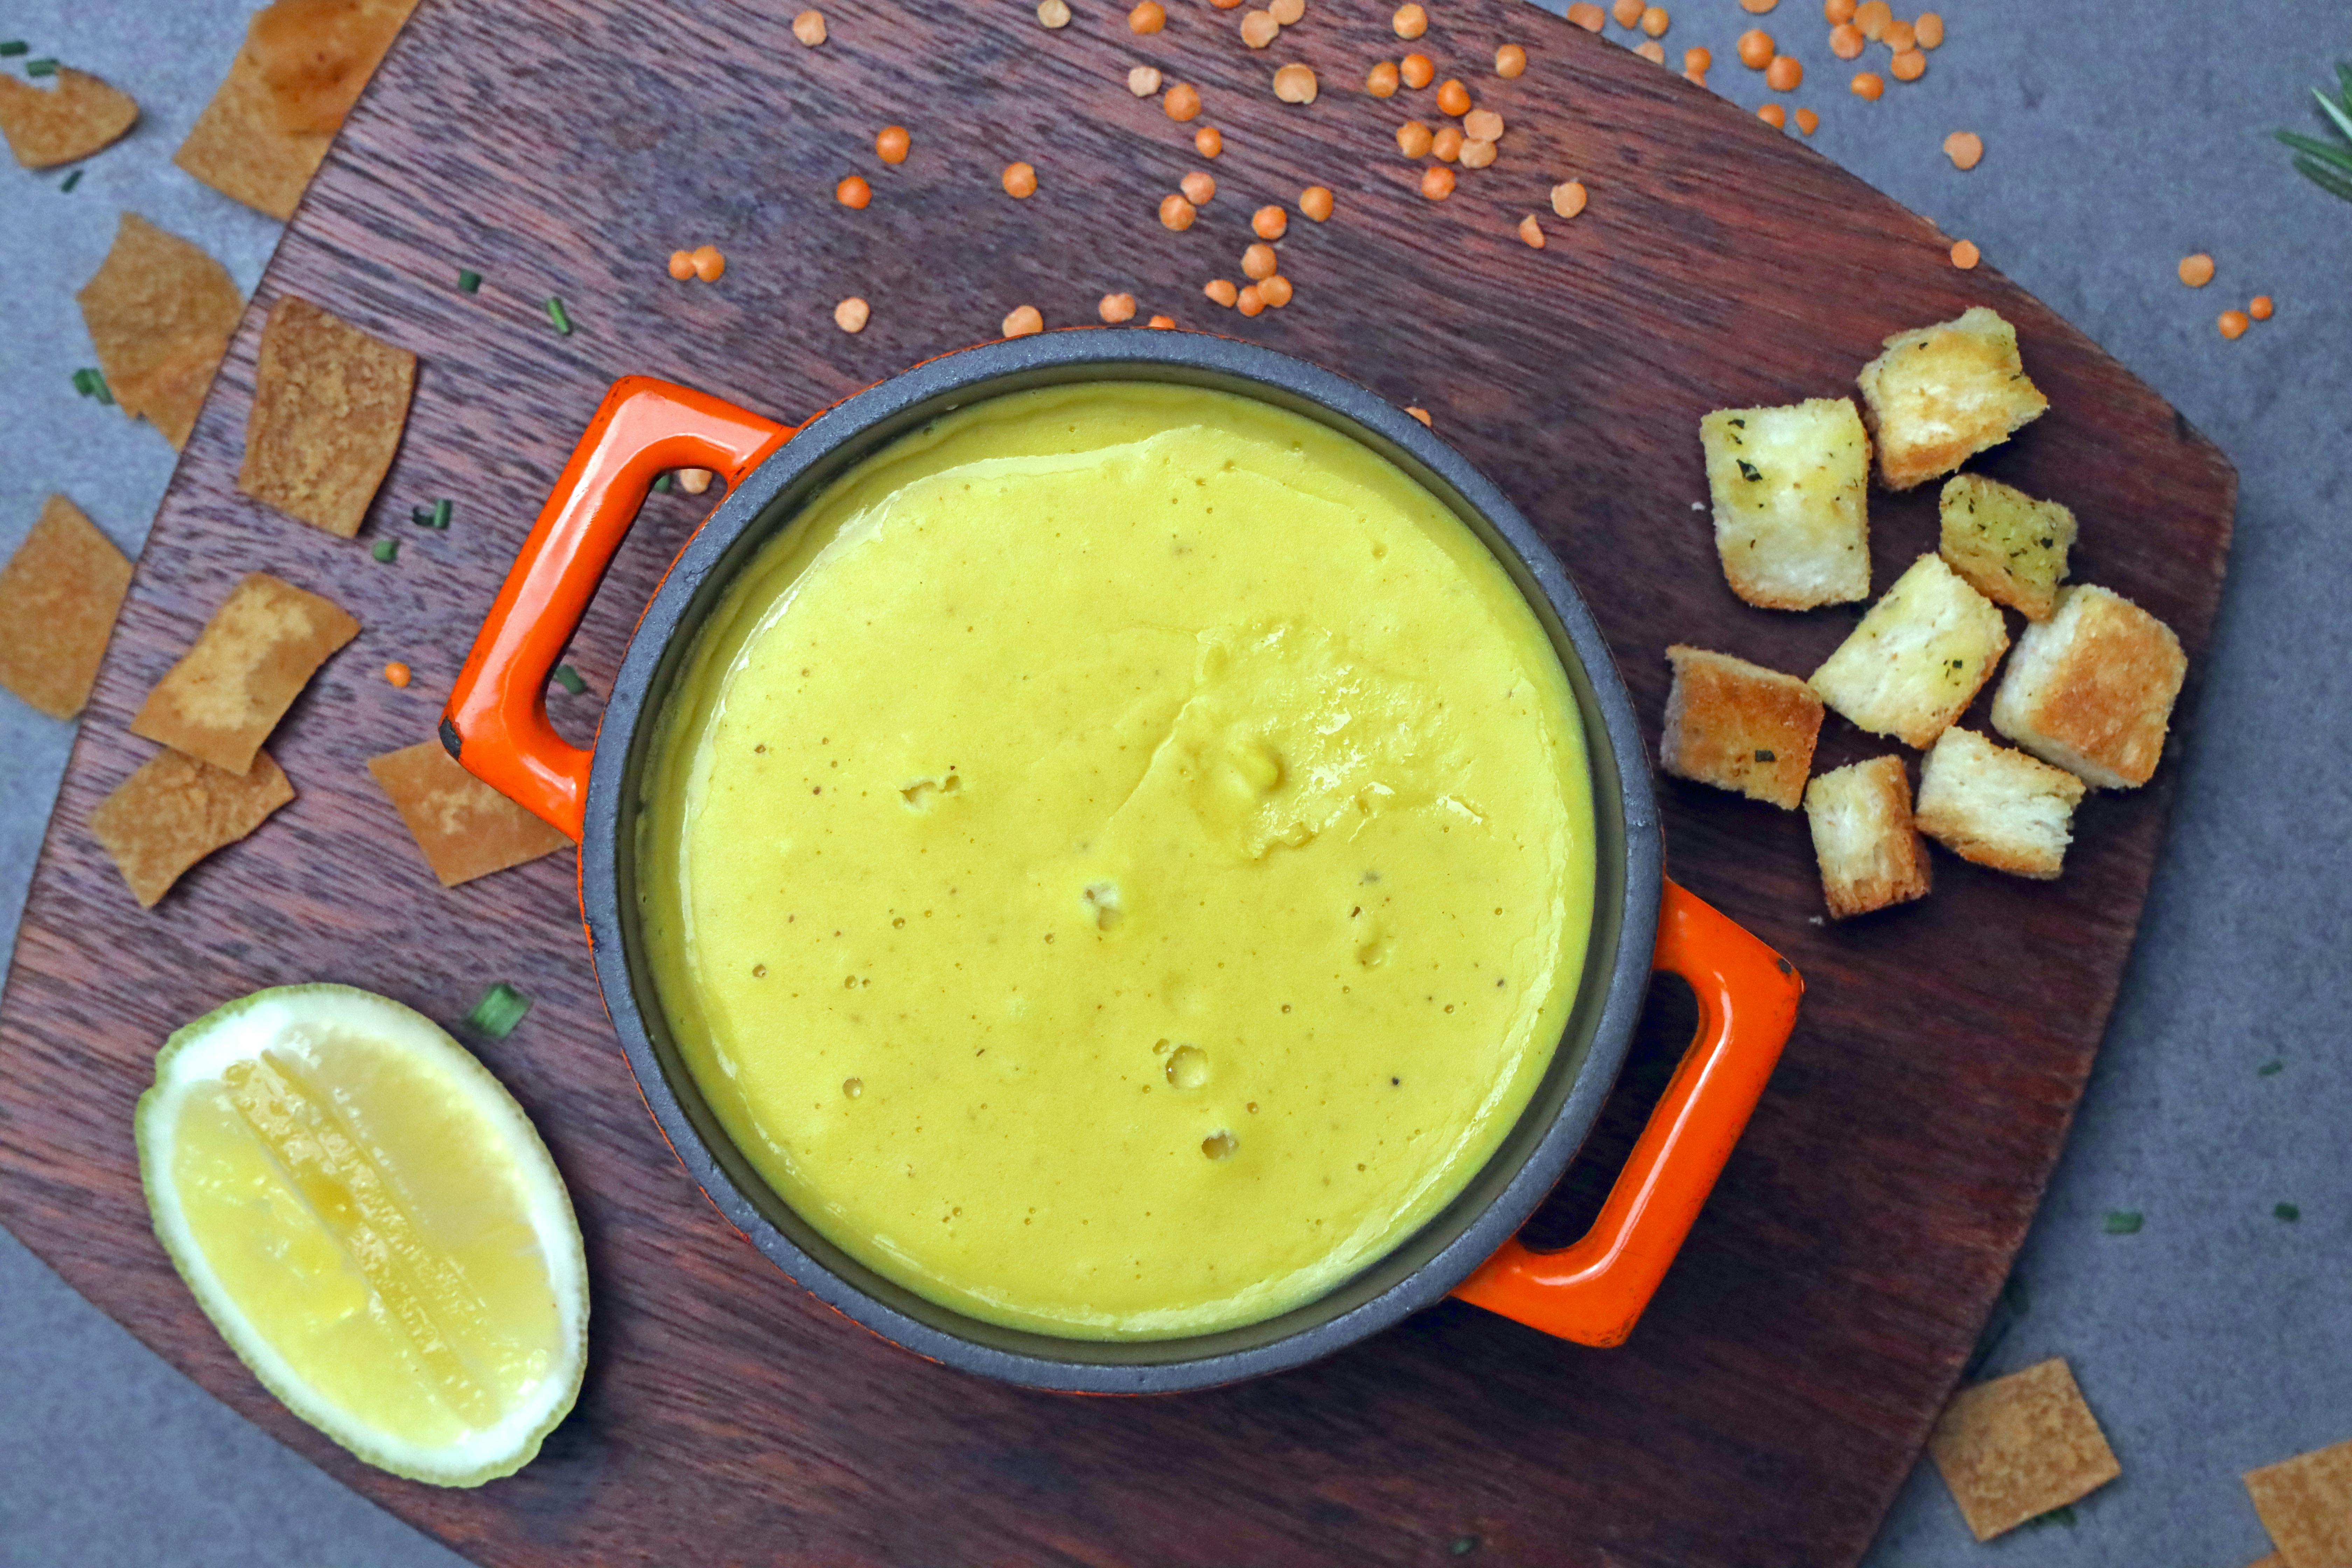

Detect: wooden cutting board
[0, 0, 2234, 1562]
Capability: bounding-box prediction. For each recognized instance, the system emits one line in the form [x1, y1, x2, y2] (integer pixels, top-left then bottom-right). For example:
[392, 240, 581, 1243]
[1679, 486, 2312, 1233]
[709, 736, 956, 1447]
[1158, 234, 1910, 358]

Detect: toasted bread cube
[1661, 645, 1825, 809]
[1810, 554, 2010, 749]
[1855, 307, 2049, 490]
[1939, 474, 2077, 621]
[1699, 398, 1872, 609]
[1804, 755, 1931, 918]
[1990, 584, 2184, 790]
[1914, 728, 2086, 878]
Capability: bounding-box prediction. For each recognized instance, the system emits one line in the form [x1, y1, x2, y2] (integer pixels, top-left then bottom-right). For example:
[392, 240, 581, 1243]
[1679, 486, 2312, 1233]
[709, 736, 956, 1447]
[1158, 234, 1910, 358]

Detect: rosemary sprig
[2277, 62, 2352, 205]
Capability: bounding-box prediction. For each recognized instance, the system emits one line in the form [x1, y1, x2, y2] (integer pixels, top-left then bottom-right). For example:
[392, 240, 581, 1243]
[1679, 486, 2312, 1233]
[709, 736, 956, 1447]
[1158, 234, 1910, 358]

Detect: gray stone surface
[0, 2, 2344, 1563]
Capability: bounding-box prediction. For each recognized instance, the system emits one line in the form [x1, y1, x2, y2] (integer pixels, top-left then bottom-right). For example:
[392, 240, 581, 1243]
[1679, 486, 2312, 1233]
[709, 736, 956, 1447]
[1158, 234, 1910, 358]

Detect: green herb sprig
[2277, 62, 2352, 205]
[467, 982, 532, 1040]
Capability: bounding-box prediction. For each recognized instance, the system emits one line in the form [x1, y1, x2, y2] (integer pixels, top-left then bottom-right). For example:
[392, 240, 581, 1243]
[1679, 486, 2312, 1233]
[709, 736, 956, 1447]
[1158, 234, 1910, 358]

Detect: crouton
[1804, 755, 1931, 918]
[1855, 306, 2049, 490]
[1990, 584, 2185, 790]
[1914, 728, 2086, 878]
[1699, 398, 1872, 609]
[1939, 474, 2077, 621]
[1661, 645, 1825, 809]
[1809, 554, 2010, 749]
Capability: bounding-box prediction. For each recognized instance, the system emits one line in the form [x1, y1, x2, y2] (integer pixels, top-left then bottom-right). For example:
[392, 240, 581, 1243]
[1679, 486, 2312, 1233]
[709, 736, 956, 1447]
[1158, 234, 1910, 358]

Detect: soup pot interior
[581, 332, 1662, 1392]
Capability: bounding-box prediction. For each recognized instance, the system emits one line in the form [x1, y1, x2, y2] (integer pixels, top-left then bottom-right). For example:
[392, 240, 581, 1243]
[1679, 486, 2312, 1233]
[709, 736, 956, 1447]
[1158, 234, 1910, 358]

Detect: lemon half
[136, 984, 588, 1487]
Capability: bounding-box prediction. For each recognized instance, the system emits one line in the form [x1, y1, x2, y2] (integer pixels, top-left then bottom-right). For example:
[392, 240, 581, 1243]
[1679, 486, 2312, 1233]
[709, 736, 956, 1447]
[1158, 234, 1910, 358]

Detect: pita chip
[130, 573, 359, 774]
[238, 296, 415, 538]
[0, 497, 133, 720]
[91, 749, 295, 908]
[368, 741, 570, 888]
[0, 68, 138, 169]
[2246, 1438, 2352, 1568]
[76, 213, 244, 449]
[1927, 1358, 2120, 1541]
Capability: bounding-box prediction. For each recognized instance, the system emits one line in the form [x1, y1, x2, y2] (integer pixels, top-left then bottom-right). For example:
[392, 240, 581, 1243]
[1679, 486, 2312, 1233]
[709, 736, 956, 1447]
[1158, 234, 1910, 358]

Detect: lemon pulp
[138, 984, 586, 1486]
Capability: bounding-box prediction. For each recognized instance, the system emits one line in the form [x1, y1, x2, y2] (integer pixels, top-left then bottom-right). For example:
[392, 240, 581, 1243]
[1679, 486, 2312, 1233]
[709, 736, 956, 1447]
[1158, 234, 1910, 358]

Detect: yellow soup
[642, 382, 1596, 1340]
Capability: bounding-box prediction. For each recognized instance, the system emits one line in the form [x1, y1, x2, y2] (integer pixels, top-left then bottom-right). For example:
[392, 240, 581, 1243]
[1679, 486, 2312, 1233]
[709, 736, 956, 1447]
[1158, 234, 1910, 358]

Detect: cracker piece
[1927, 1357, 2121, 1541]
[1914, 728, 2086, 879]
[1699, 397, 1872, 610]
[1855, 306, 2049, 490]
[1810, 554, 2009, 749]
[0, 497, 132, 720]
[1660, 645, 1823, 809]
[174, 0, 416, 219]
[2245, 1438, 2352, 1568]
[1939, 474, 2077, 622]
[0, 68, 138, 169]
[129, 573, 359, 775]
[90, 749, 295, 908]
[237, 296, 416, 538]
[368, 741, 570, 888]
[1990, 584, 2186, 791]
[76, 213, 245, 450]
[1803, 755, 1930, 918]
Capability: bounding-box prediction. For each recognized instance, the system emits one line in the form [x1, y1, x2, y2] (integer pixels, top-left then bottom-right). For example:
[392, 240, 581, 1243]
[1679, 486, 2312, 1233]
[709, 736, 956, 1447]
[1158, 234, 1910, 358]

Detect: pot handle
[440, 377, 794, 841]
[1450, 879, 1800, 1346]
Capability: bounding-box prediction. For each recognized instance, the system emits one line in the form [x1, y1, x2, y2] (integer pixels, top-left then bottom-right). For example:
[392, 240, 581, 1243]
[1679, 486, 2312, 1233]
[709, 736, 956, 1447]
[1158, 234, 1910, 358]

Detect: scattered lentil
[1853, 0, 1890, 39]
[1400, 53, 1434, 89]
[1944, 131, 1982, 170]
[2250, 295, 2275, 320]
[1823, 0, 1854, 19]
[1639, 6, 1670, 38]
[1393, 2, 1427, 38]
[1160, 191, 1197, 229]
[1270, 0, 1304, 22]
[1550, 179, 1588, 217]
[1684, 45, 1712, 71]
[1433, 124, 1464, 161]
[1205, 278, 1239, 306]
[1100, 292, 1138, 322]
[1003, 304, 1045, 337]
[1460, 136, 1496, 168]
[667, 250, 695, 280]
[1004, 161, 1039, 197]
[1914, 11, 1943, 47]
[1148, 314, 1177, 327]
[1758, 102, 1786, 127]
[1437, 78, 1471, 115]
[1236, 284, 1267, 317]
[1130, 0, 1166, 30]
[1889, 49, 1924, 81]
[1850, 70, 1884, 99]
[1737, 29, 1774, 67]
[1684, 66, 1707, 87]
[1611, 0, 1642, 24]
[1407, 406, 1432, 426]
[1300, 184, 1334, 220]
[1829, 23, 1863, 58]
[1634, 40, 1665, 63]
[1165, 82, 1202, 120]
[677, 468, 714, 495]
[2178, 253, 2215, 287]
[837, 174, 872, 208]
[1181, 170, 1217, 204]
[1129, 65, 1163, 95]
[876, 125, 910, 165]
[1037, 0, 1071, 27]
[1195, 126, 1223, 156]
[1367, 60, 1400, 96]
[1765, 54, 1802, 90]
[1252, 204, 1288, 239]
[1518, 213, 1545, 247]
[1795, 106, 1819, 133]
[1949, 238, 1979, 269]
[384, 662, 411, 687]
[1241, 10, 1279, 48]
[1741, 0, 1777, 9]
[1258, 273, 1293, 307]
[690, 244, 725, 281]
[1567, 1, 1604, 29]
[1496, 43, 1527, 77]
[1464, 107, 1504, 141]
[834, 296, 870, 332]
[792, 9, 827, 45]
[1272, 63, 1318, 103]
[1420, 165, 1456, 200]
[2218, 309, 2249, 340]
[1397, 119, 1434, 156]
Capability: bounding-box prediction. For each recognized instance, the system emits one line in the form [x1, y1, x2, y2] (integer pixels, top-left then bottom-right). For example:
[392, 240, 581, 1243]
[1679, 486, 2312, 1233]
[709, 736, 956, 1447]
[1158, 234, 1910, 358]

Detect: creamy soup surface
[643, 382, 1596, 1339]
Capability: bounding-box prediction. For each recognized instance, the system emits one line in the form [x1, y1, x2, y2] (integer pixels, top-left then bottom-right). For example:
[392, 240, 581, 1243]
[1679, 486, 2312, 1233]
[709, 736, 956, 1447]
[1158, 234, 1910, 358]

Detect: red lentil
[1003, 305, 1044, 337]
[2218, 309, 2249, 339]
[1949, 238, 1979, 269]
[1100, 292, 1139, 323]
[1299, 184, 1334, 220]
[1496, 43, 1527, 77]
[836, 174, 871, 208]
[384, 662, 411, 687]
[1420, 165, 1455, 200]
[1252, 204, 1288, 239]
[1205, 278, 1239, 306]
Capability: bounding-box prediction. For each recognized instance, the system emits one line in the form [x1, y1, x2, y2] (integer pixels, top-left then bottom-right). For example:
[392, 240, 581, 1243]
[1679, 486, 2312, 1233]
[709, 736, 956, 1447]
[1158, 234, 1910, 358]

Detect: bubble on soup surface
[1165, 1044, 1208, 1089]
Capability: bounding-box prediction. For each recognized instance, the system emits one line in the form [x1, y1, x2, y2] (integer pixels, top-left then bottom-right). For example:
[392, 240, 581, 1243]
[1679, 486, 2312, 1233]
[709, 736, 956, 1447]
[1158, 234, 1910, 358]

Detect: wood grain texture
[0, 1, 2233, 1564]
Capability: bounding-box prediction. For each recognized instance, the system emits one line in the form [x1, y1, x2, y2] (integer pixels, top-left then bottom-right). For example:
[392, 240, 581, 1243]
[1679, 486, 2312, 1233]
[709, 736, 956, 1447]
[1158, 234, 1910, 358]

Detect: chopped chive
[412, 504, 436, 526]
[71, 368, 93, 398]
[652, 472, 673, 492]
[1449, 1538, 1479, 1557]
[24, 57, 57, 77]
[456, 267, 482, 294]
[544, 296, 573, 335]
[431, 497, 452, 530]
[58, 168, 81, 193]
[2101, 1210, 2143, 1235]
[0, 42, 27, 57]
[89, 371, 113, 405]
[551, 664, 587, 695]
[372, 538, 399, 563]
[467, 982, 532, 1039]
[2258, 1059, 2284, 1076]
[2275, 1202, 2302, 1222]
[2025, 1505, 2077, 1529]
